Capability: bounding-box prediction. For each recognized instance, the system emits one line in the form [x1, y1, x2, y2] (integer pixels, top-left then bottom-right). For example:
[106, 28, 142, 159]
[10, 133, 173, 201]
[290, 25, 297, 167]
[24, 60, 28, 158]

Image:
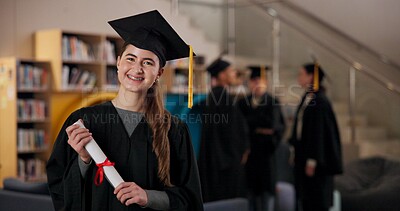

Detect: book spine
[17, 128, 48, 151]
[17, 99, 47, 121]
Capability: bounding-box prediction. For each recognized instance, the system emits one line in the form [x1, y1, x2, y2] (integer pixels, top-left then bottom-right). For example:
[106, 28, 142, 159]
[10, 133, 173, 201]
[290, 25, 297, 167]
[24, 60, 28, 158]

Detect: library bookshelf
[35, 29, 124, 93]
[34, 29, 209, 95]
[34, 29, 122, 148]
[0, 57, 52, 186]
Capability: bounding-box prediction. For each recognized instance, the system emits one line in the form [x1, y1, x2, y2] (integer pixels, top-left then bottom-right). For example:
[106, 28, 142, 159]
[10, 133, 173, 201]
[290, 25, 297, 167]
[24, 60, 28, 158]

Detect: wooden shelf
[62, 60, 103, 65]
[18, 148, 49, 154]
[17, 119, 49, 123]
[56, 87, 97, 92]
[0, 57, 52, 187]
[17, 89, 49, 93]
[35, 29, 123, 92]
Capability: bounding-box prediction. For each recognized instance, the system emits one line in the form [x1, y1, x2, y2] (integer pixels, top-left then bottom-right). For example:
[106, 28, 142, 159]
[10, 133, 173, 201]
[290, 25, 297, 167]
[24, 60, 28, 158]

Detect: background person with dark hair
[198, 58, 250, 202]
[289, 63, 343, 211]
[238, 66, 286, 211]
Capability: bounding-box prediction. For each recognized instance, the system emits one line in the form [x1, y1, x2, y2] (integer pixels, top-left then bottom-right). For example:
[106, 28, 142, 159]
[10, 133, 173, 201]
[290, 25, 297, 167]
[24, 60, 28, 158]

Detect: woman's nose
[136, 68, 144, 74]
[131, 62, 144, 74]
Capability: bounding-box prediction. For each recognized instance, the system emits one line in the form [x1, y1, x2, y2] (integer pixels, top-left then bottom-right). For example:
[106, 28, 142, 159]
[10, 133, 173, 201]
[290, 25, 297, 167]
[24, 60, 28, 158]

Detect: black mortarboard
[248, 65, 270, 79]
[303, 63, 325, 82]
[109, 10, 196, 108]
[303, 63, 325, 91]
[206, 58, 231, 77]
[108, 10, 193, 67]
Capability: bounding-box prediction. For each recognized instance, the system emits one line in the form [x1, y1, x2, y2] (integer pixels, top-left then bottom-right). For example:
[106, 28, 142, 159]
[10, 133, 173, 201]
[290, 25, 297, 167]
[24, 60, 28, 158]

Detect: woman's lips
[127, 74, 144, 81]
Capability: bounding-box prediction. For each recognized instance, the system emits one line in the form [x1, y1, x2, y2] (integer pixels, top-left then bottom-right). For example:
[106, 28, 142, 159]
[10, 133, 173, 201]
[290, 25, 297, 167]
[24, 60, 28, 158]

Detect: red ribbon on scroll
[94, 158, 115, 186]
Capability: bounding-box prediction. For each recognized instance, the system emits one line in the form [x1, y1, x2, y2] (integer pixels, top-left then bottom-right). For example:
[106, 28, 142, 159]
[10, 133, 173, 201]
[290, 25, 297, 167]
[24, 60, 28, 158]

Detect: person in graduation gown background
[289, 63, 343, 211]
[46, 10, 203, 211]
[238, 66, 286, 211]
[198, 58, 250, 202]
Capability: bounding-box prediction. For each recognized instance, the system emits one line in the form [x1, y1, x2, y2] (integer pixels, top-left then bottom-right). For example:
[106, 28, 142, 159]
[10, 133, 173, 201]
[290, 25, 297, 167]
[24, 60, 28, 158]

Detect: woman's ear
[158, 68, 164, 78]
[116, 56, 121, 68]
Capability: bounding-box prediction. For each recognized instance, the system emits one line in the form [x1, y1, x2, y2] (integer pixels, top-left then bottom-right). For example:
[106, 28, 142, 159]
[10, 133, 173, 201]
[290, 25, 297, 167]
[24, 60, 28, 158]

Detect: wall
[0, 0, 214, 58]
[288, 0, 400, 64]
[0, 0, 163, 57]
[179, 0, 227, 48]
[234, 5, 273, 63]
[0, 0, 16, 56]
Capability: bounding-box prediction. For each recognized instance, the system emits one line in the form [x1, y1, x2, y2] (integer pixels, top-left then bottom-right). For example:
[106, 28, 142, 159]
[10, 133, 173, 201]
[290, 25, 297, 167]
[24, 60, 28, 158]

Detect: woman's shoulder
[66, 101, 113, 125]
[316, 92, 332, 104]
[169, 115, 190, 140]
[169, 115, 186, 133]
[85, 101, 112, 112]
[168, 115, 194, 155]
[309, 92, 333, 111]
[69, 101, 112, 115]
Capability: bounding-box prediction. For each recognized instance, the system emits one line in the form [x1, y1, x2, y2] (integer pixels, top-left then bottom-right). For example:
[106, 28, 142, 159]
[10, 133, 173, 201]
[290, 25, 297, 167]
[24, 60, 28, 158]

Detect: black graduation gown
[289, 91, 343, 209]
[238, 93, 286, 194]
[46, 101, 203, 211]
[198, 86, 250, 202]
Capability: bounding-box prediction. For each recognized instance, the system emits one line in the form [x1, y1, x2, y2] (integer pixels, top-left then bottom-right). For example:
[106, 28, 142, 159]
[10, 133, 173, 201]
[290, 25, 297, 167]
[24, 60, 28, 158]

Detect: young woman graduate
[46, 10, 203, 211]
[289, 63, 343, 211]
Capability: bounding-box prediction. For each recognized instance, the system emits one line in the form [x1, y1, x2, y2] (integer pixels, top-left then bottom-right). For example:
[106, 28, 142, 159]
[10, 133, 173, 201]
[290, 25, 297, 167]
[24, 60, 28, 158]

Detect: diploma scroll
[73, 120, 124, 188]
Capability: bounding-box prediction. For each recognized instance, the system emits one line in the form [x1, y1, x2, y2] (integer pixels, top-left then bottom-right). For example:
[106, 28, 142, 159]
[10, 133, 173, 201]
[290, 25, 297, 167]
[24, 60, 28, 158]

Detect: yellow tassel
[314, 62, 319, 91]
[261, 65, 266, 80]
[188, 45, 194, 108]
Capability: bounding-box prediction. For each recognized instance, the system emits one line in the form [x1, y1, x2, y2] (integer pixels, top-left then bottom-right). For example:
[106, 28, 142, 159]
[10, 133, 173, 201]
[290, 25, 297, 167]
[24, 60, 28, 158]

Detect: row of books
[18, 158, 46, 181]
[106, 67, 118, 89]
[62, 35, 98, 61]
[17, 129, 48, 152]
[103, 40, 117, 64]
[18, 64, 49, 91]
[62, 65, 97, 90]
[17, 99, 47, 121]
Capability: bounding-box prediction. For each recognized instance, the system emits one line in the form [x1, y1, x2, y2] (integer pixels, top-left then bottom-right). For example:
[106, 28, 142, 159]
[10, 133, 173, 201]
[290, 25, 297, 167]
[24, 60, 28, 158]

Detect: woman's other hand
[114, 182, 148, 207]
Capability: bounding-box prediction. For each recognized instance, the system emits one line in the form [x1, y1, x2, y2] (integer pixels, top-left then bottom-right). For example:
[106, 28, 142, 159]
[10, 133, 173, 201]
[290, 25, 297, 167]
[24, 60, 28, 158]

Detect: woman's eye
[143, 61, 154, 66]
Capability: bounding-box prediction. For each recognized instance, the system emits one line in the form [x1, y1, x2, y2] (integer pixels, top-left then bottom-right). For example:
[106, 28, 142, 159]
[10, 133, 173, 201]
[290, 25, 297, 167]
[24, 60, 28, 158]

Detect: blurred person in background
[238, 66, 286, 211]
[229, 69, 249, 100]
[289, 63, 343, 211]
[198, 58, 250, 202]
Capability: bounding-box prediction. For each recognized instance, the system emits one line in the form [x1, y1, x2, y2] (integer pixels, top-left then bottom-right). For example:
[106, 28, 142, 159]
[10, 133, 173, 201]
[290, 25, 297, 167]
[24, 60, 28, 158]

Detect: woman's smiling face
[117, 44, 163, 93]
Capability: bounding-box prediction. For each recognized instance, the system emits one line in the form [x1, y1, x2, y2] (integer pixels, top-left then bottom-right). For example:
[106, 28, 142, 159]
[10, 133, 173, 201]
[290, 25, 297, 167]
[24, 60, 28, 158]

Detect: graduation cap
[108, 10, 195, 108]
[303, 63, 325, 92]
[248, 65, 270, 79]
[206, 58, 231, 77]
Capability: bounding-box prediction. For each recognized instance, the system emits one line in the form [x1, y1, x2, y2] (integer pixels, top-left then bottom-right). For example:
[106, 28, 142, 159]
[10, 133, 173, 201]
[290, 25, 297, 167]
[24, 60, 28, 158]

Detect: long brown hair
[119, 42, 172, 187]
